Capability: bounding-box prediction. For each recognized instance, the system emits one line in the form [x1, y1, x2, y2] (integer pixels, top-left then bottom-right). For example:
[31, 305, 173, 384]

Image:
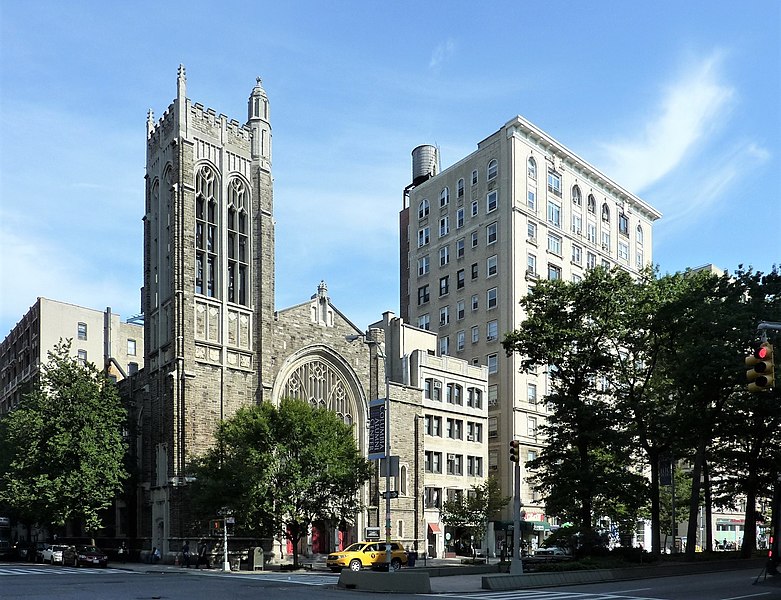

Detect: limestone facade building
[399, 118, 662, 537]
[0, 298, 143, 417]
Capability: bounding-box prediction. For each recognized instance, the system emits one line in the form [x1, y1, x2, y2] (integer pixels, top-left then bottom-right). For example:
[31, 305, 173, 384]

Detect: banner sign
[368, 399, 386, 460]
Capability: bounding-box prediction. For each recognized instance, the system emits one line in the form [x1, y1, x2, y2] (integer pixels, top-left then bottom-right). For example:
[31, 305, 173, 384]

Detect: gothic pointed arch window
[195, 165, 219, 297]
[281, 358, 358, 427]
[227, 178, 250, 305]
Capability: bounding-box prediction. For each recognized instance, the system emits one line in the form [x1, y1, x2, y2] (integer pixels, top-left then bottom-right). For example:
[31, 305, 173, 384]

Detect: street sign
[365, 527, 380, 540]
[382, 490, 399, 499]
[368, 399, 386, 460]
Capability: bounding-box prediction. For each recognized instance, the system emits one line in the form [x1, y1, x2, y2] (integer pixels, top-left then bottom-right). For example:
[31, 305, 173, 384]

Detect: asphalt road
[2, 561, 781, 600]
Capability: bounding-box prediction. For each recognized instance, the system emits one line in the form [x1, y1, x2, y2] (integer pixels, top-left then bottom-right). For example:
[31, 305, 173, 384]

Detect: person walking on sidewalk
[196, 539, 211, 569]
[182, 540, 191, 568]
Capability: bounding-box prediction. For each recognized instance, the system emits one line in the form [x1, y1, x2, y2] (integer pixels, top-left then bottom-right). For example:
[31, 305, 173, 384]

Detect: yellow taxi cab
[326, 541, 408, 571]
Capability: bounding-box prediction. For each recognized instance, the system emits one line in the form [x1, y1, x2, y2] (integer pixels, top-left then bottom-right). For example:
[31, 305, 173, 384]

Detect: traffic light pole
[510, 460, 523, 575]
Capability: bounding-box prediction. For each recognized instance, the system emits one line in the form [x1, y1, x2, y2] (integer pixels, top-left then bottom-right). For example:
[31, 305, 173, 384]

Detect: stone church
[121, 66, 385, 559]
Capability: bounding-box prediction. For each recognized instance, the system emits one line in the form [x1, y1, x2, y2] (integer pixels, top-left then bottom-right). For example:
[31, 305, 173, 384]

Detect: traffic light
[211, 519, 222, 535]
[746, 342, 775, 393]
[509, 440, 520, 463]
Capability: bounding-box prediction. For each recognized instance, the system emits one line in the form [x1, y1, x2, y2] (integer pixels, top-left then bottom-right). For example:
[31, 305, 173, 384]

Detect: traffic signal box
[509, 440, 520, 463]
[746, 342, 775, 393]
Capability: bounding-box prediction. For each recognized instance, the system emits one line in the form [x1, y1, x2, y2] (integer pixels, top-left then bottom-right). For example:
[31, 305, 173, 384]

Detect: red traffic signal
[746, 342, 774, 393]
[509, 440, 520, 463]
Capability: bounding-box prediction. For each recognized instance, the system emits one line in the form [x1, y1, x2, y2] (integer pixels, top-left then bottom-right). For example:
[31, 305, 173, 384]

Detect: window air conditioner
[467, 435, 475, 441]
[447, 453, 456, 460]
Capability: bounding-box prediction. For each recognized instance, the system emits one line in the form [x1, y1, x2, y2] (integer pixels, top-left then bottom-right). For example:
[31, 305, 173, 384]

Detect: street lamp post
[347, 333, 393, 571]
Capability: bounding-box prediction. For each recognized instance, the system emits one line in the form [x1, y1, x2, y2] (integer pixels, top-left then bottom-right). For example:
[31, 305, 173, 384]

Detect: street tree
[503, 267, 646, 554]
[189, 398, 371, 568]
[0, 340, 128, 536]
[440, 476, 509, 555]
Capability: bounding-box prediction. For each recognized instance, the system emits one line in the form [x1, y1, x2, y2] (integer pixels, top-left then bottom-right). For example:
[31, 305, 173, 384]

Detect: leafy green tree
[503, 267, 645, 553]
[189, 398, 371, 568]
[440, 476, 509, 554]
[0, 340, 128, 536]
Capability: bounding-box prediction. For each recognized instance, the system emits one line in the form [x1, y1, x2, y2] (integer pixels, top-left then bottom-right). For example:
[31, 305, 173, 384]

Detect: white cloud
[429, 39, 456, 71]
[600, 52, 735, 192]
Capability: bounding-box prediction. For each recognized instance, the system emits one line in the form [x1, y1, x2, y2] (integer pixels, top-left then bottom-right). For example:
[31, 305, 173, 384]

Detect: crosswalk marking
[209, 572, 340, 586]
[0, 566, 131, 576]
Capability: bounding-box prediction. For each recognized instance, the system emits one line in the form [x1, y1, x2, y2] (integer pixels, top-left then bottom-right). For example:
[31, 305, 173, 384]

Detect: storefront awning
[428, 523, 441, 534]
[493, 520, 551, 531]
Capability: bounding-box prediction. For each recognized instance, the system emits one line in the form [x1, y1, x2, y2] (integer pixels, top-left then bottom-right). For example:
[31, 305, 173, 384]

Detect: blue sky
[1, 0, 779, 336]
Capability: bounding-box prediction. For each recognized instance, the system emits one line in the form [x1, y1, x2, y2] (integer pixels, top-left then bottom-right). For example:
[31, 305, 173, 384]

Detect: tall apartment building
[0, 298, 143, 417]
[400, 117, 661, 537]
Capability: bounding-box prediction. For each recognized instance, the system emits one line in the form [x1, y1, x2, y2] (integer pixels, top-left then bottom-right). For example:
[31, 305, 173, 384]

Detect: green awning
[493, 520, 551, 531]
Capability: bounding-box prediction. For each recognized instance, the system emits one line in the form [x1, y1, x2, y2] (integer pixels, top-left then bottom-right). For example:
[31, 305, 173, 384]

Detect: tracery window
[195, 165, 219, 297]
[282, 359, 356, 426]
[227, 178, 250, 306]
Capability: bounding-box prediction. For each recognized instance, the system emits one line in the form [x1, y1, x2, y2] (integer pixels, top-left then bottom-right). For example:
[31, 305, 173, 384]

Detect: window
[439, 245, 449, 266]
[456, 208, 465, 228]
[418, 314, 430, 330]
[527, 450, 537, 465]
[636, 224, 644, 245]
[572, 185, 582, 206]
[440, 187, 449, 207]
[547, 171, 562, 196]
[527, 416, 537, 438]
[77, 322, 88, 341]
[471, 200, 479, 217]
[486, 222, 497, 244]
[424, 414, 442, 435]
[466, 389, 481, 410]
[572, 213, 582, 235]
[440, 336, 450, 355]
[418, 284, 430, 305]
[527, 157, 537, 180]
[527, 383, 537, 405]
[587, 222, 597, 244]
[636, 249, 644, 268]
[487, 353, 498, 374]
[418, 198, 429, 219]
[471, 262, 478, 279]
[425, 453, 443, 474]
[457, 299, 465, 320]
[486, 190, 498, 212]
[619, 212, 629, 235]
[439, 305, 450, 325]
[527, 253, 537, 275]
[547, 233, 562, 256]
[425, 379, 442, 402]
[471, 325, 479, 343]
[418, 226, 430, 247]
[487, 319, 498, 340]
[439, 216, 449, 237]
[547, 200, 561, 228]
[127, 339, 137, 356]
[227, 178, 250, 305]
[128, 362, 139, 375]
[447, 453, 463, 476]
[439, 275, 449, 296]
[487, 255, 498, 277]
[487, 287, 497, 309]
[471, 294, 479, 311]
[417, 255, 430, 276]
[424, 486, 442, 506]
[572, 273, 582, 283]
[601, 203, 610, 222]
[526, 188, 537, 215]
[571, 244, 582, 264]
[195, 165, 219, 297]
[456, 269, 465, 289]
[587, 194, 596, 213]
[471, 231, 479, 248]
[467, 456, 483, 476]
[602, 258, 610, 269]
[548, 264, 562, 280]
[77, 349, 88, 365]
[447, 384, 463, 406]
[471, 169, 478, 185]
[601, 230, 611, 251]
[457, 178, 465, 198]
[587, 252, 597, 269]
[618, 241, 629, 262]
[456, 238, 465, 258]
[457, 330, 465, 351]
[488, 385, 498, 407]
[527, 222, 537, 242]
[487, 159, 498, 180]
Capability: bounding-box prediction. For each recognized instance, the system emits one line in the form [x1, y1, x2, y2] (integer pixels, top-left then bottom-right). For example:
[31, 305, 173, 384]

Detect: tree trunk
[742, 489, 758, 558]
[649, 450, 661, 555]
[685, 440, 706, 559]
[704, 461, 713, 552]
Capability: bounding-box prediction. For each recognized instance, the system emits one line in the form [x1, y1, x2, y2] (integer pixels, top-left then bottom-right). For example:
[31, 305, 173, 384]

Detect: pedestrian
[182, 540, 191, 568]
[152, 547, 161, 564]
[118, 541, 127, 563]
[196, 540, 211, 569]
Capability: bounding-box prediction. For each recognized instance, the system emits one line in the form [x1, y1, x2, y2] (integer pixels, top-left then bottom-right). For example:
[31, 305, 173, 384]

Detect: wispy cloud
[600, 52, 735, 192]
[429, 39, 455, 71]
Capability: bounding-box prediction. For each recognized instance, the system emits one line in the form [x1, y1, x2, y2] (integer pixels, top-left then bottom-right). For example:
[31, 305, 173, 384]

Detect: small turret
[247, 77, 271, 166]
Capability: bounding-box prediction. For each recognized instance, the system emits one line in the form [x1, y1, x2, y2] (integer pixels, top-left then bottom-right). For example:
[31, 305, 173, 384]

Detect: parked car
[0, 539, 14, 561]
[62, 545, 108, 568]
[326, 541, 408, 572]
[35, 543, 50, 563]
[42, 544, 69, 564]
[534, 546, 568, 556]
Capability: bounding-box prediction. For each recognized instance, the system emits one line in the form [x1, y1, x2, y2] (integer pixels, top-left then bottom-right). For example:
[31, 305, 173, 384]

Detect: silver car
[42, 544, 69, 565]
